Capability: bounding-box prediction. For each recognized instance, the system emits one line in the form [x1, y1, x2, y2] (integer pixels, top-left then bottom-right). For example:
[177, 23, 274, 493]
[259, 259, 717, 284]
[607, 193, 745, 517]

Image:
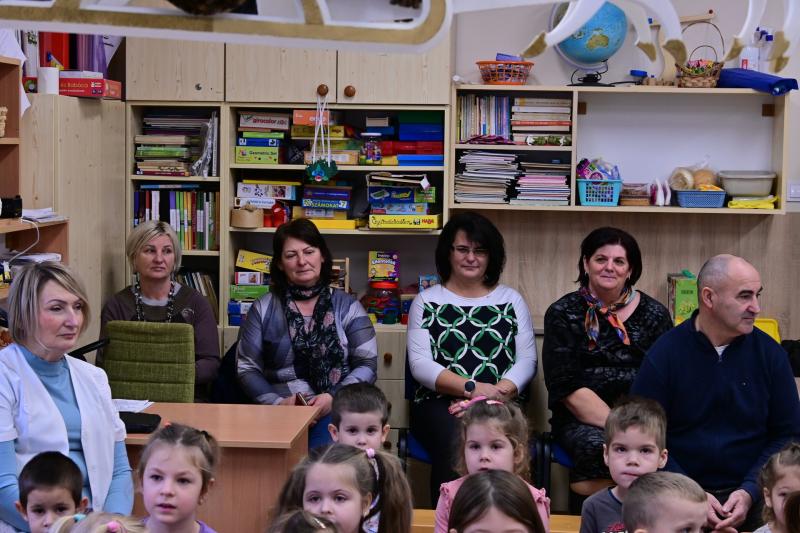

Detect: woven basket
[0, 107, 6, 138]
[476, 61, 533, 85]
[676, 22, 725, 88]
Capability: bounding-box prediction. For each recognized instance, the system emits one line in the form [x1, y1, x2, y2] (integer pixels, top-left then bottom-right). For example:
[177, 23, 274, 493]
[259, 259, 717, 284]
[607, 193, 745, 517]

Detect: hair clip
[106, 520, 122, 533]
[73, 514, 86, 523]
[448, 395, 504, 416]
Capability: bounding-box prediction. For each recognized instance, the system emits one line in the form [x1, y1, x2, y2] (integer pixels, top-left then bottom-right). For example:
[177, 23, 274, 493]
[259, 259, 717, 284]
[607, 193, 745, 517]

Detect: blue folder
[717, 68, 798, 95]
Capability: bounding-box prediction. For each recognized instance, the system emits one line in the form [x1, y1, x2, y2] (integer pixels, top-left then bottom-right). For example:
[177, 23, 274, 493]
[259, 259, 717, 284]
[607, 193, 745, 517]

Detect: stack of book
[510, 97, 571, 144]
[454, 151, 519, 204]
[366, 173, 440, 229]
[511, 162, 571, 206]
[230, 250, 273, 325]
[456, 93, 511, 141]
[137, 110, 218, 176]
[236, 111, 290, 164]
[133, 185, 220, 251]
[177, 270, 219, 321]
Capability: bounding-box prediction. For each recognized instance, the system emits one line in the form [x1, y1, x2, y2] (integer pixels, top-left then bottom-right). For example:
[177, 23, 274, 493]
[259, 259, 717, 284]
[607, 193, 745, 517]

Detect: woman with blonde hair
[100, 220, 220, 400]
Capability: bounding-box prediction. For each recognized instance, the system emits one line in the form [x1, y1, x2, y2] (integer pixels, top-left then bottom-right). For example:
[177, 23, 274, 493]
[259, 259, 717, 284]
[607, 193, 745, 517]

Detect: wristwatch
[464, 379, 476, 396]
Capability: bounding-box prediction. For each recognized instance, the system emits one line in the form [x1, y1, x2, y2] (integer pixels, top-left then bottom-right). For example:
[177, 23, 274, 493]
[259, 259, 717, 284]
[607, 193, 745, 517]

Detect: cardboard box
[293, 109, 330, 126]
[235, 272, 265, 285]
[668, 273, 698, 325]
[368, 251, 399, 281]
[234, 146, 282, 164]
[237, 137, 281, 147]
[303, 150, 358, 165]
[235, 250, 273, 273]
[239, 112, 291, 131]
[368, 214, 441, 229]
[292, 124, 345, 138]
[370, 202, 429, 215]
[301, 198, 350, 210]
[367, 185, 436, 204]
[229, 284, 270, 300]
[58, 78, 122, 99]
[236, 182, 297, 200]
[308, 219, 358, 230]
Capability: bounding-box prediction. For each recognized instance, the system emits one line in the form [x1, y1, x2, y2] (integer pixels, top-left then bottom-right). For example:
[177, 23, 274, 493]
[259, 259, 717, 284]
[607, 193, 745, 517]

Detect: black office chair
[68, 338, 110, 362]
[396, 351, 433, 471]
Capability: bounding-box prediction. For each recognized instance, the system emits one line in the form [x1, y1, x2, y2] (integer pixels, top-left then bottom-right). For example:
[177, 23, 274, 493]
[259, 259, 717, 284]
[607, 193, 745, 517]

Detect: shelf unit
[0, 56, 69, 301]
[450, 84, 788, 214]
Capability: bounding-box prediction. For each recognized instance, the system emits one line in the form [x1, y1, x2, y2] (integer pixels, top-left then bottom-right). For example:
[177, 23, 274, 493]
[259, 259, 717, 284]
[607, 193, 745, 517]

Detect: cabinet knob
[195, 83, 203, 91]
[383, 352, 393, 364]
[343, 85, 356, 98]
[316, 84, 329, 96]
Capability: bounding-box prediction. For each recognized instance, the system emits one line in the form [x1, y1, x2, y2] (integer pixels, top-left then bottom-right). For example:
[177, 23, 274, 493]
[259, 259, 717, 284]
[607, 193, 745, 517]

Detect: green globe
[553, 1, 628, 68]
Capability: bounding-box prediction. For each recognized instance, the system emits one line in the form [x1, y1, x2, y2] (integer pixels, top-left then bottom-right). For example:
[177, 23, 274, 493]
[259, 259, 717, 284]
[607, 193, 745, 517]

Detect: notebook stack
[454, 151, 519, 204]
[510, 96, 572, 144]
[511, 162, 571, 206]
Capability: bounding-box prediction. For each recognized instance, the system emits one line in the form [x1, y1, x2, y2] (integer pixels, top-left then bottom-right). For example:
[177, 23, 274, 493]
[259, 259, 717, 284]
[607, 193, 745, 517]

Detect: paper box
[58, 78, 122, 99]
[668, 273, 698, 325]
[229, 284, 270, 300]
[303, 150, 358, 165]
[235, 250, 273, 273]
[291, 124, 345, 138]
[368, 214, 441, 229]
[239, 112, 291, 131]
[293, 109, 330, 126]
[234, 146, 282, 164]
[235, 271, 265, 285]
[367, 185, 436, 204]
[368, 251, 399, 281]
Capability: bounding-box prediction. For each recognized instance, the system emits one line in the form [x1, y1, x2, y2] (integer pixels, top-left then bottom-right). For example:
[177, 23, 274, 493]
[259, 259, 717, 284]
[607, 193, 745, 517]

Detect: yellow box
[291, 124, 345, 138]
[309, 219, 359, 230]
[303, 150, 359, 166]
[234, 146, 281, 164]
[755, 318, 781, 343]
[368, 214, 441, 229]
[235, 249, 273, 273]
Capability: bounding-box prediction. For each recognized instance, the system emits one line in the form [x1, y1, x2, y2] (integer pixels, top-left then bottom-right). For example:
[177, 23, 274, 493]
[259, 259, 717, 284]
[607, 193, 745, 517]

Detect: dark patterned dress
[542, 290, 671, 482]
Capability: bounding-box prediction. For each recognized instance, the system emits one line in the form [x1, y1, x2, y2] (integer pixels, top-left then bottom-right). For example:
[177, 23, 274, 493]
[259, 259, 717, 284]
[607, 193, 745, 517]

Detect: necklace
[134, 277, 176, 323]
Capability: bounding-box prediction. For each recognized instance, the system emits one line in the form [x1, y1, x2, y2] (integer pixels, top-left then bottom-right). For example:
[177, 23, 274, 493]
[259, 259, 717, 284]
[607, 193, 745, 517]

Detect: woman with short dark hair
[543, 226, 671, 497]
[236, 219, 377, 448]
[407, 211, 536, 505]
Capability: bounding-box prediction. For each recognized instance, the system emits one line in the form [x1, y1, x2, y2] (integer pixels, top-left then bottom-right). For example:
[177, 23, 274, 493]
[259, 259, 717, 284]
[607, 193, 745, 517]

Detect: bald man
[631, 255, 800, 533]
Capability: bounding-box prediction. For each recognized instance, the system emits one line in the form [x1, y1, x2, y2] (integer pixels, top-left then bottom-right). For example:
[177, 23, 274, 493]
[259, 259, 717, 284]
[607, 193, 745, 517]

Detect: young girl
[50, 512, 147, 533]
[137, 423, 220, 533]
[267, 509, 339, 533]
[447, 470, 546, 533]
[435, 397, 549, 533]
[756, 443, 800, 533]
[274, 443, 412, 533]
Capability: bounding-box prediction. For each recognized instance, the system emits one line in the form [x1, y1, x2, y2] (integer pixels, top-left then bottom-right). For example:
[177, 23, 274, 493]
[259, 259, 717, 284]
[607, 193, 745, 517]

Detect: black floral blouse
[542, 290, 672, 431]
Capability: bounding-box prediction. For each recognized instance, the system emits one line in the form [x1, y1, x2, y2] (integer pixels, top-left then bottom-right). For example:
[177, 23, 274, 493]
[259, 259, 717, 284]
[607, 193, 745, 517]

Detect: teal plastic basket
[675, 190, 726, 208]
[577, 179, 622, 206]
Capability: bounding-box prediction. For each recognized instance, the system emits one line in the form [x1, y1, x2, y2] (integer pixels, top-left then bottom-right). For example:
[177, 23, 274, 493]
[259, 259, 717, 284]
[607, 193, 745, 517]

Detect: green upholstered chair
[103, 321, 195, 403]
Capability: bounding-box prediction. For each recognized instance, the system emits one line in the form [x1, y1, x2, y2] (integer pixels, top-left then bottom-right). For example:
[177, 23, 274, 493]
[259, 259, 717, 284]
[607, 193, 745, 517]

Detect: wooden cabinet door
[337, 37, 451, 104]
[226, 45, 337, 103]
[126, 38, 224, 101]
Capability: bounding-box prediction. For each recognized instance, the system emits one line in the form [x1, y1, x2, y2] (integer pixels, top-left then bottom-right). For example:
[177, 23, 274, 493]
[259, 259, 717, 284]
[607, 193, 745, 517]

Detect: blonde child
[581, 397, 668, 533]
[13, 452, 88, 533]
[755, 443, 800, 533]
[434, 397, 549, 533]
[328, 383, 391, 451]
[267, 509, 339, 533]
[274, 443, 412, 533]
[447, 470, 545, 533]
[136, 424, 219, 533]
[49, 512, 147, 533]
[622, 472, 707, 533]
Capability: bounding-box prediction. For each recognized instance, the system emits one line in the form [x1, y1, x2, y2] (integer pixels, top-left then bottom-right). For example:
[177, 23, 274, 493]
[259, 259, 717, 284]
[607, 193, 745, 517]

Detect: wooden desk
[411, 509, 581, 533]
[126, 403, 318, 532]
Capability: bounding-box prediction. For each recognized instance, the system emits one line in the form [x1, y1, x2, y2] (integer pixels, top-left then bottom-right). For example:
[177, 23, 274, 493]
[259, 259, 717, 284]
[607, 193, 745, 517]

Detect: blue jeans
[308, 414, 334, 450]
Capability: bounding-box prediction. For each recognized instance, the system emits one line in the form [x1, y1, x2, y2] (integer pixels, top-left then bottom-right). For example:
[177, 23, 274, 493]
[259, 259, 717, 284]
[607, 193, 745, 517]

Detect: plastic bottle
[759, 34, 774, 72]
[740, 31, 760, 71]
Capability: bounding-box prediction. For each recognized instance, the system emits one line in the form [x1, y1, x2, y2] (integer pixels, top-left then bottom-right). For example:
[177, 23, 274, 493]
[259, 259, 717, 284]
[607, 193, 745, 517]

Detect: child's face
[303, 463, 371, 533]
[603, 427, 667, 491]
[450, 506, 531, 533]
[328, 411, 389, 450]
[142, 444, 209, 530]
[636, 495, 707, 533]
[764, 466, 800, 529]
[464, 422, 518, 475]
[16, 487, 86, 533]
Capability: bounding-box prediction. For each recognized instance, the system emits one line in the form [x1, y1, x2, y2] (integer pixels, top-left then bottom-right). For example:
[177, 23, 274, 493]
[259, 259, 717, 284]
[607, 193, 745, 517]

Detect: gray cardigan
[236, 289, 378, 404]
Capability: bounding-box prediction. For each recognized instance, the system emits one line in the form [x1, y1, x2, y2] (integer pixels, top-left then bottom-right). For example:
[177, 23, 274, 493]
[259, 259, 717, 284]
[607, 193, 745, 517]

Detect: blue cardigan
[631, 313, 800, 503]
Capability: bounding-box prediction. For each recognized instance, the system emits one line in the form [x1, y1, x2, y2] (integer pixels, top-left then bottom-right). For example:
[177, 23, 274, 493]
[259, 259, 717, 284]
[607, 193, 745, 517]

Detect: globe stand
[568, 72, 612, 87]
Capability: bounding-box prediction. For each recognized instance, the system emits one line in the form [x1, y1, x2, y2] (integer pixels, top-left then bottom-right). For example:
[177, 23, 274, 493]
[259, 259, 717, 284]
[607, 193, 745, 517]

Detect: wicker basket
[676, 22, 725, 89]
[476, 61, 533, 85]
[0, 106, 7, 138]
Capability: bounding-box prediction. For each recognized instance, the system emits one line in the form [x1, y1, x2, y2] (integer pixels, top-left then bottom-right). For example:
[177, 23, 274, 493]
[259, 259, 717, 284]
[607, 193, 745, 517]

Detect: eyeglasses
[451, 245, 489, 258]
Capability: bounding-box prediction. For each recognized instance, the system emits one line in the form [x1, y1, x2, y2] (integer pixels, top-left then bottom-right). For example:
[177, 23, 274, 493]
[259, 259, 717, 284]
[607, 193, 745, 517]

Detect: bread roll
[693, 168, 718, 188]
[669, 167, 694, 190]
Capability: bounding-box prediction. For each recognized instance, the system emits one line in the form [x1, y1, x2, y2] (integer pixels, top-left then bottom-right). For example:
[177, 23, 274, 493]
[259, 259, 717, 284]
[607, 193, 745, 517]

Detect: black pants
[411, 396, 460, 507]
[707, 487, 764, 532]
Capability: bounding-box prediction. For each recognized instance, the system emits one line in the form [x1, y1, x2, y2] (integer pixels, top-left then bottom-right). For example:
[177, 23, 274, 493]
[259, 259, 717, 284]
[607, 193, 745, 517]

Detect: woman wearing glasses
[407, 211, 537, 505]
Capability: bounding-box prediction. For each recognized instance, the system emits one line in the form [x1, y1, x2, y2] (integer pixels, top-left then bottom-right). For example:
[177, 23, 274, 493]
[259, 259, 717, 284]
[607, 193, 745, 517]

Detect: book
[511, 105, 572, 114]
[513, 97, 571, 106]
[510, 121, 572, 126]
[512, 125, 571, 132]
[242, 131, 285, 139]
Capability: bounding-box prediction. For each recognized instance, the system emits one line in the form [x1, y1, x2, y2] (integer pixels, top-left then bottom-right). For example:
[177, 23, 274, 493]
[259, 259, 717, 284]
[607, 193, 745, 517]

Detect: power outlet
[790, 183, 800, 201]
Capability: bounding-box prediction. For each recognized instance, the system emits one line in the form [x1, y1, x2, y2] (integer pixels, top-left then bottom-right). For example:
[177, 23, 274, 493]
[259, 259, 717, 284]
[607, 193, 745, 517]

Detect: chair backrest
[103, 321, 195, 403]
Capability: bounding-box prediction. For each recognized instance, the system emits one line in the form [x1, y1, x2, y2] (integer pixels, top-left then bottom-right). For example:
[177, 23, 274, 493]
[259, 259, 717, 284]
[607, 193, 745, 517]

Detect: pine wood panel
[489, 210, 800, 339]
[225, 45, 337, 103]
[337, 36, 451, 104]
[376, 329, 407, 381]
[126, 38, 224, 101]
